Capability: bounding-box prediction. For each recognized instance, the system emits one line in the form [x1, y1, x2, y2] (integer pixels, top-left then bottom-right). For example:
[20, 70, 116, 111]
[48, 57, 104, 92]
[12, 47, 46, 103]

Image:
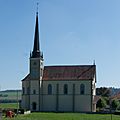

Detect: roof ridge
[44, 65, 95, 67]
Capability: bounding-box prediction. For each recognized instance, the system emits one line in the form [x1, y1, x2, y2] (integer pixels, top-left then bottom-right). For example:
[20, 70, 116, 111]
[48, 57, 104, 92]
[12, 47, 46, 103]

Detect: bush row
[0, 100, 18, 103]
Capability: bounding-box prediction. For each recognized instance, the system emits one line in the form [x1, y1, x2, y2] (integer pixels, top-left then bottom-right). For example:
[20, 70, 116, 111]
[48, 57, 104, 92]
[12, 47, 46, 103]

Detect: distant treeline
[0, 90, 22, 92]
[0, 99, 20, 103]
[0, 94, 8, 97]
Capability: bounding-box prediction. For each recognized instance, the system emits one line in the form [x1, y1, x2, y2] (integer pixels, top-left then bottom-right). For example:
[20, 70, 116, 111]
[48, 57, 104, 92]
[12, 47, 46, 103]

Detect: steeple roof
[32, 12, 40, 58]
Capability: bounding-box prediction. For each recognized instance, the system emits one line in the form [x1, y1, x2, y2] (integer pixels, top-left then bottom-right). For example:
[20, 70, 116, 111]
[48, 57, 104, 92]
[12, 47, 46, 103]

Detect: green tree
[97, 98, 107, 109]
[111, 99, 120, 110]
[104, 97, 109, 105]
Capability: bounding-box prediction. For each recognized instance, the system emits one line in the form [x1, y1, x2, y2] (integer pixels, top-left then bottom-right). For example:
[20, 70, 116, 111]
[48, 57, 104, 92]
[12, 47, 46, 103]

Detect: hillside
[0, 90, 22, 103]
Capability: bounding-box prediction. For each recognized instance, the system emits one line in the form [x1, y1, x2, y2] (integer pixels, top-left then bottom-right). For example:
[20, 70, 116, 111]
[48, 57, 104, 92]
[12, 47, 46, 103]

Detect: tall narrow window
[33, 89, 36, 94]
[48, 84, 52, 95]
[80, 84, 85, 95]
[64, 84, 68, 95]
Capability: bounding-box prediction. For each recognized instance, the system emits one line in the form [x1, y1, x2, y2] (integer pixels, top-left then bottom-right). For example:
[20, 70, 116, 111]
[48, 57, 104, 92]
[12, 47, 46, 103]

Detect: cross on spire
[37, 2, 39, 15]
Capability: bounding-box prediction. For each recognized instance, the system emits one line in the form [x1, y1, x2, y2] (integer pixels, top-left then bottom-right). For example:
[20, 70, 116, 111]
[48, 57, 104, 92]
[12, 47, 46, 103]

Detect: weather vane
[36, 1, 39, 14]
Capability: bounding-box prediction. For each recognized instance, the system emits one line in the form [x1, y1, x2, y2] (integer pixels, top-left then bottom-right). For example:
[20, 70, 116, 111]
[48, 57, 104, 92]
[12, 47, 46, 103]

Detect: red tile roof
[111, 92, 120, 100]
[22, 65, 96, 81]
[43, 65, 96, 81]
[93, 96, 101, 103]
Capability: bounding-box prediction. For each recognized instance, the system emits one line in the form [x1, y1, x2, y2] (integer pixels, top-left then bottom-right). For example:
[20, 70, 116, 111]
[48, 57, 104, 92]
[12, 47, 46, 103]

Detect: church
[21, 12, 97, 112]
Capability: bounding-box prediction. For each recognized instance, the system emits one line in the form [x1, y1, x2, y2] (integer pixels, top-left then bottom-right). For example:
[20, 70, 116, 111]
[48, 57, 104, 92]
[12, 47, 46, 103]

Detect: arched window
[80, 84, 85, 95]
[48, 84, 52, 95]
[32, 102, 36, 110]
[33, 89, 36, 94]
[64, 84, 68, 95]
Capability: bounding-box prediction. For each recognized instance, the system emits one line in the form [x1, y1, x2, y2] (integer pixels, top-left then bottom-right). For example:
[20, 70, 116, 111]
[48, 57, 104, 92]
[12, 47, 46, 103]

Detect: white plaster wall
[30, 95, 39, 111]
[59, 95, 73, 112]
[74, 81, 91, 95]
[42, 80, 91, 95]
[75, 95, 91, 112]
[42, 95, 56, 111]
[22, 79, 95, 112]
[22, 81, 30, 94]
[21, 95, 29, 110]
[30, 80, 40, 94]
[42, 80, 92, 112]
[92, 76, 96, 95]
[42, 81, 56, 95]
[21, 81, 30, 109]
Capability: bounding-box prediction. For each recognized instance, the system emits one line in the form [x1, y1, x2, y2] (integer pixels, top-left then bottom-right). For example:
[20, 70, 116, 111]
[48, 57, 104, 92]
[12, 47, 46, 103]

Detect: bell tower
[30, 11, 43, 79]
[29, 11, 44, 111]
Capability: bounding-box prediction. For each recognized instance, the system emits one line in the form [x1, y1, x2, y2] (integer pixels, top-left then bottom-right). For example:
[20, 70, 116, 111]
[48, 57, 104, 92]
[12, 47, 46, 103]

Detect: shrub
[97, 98, 107, 109]
[111, 99, 120, 110]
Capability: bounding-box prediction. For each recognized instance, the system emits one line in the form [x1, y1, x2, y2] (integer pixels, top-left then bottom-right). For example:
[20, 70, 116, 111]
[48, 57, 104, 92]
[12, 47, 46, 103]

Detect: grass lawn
[0, 103, 18, 109]
[2, 112, 120, 120]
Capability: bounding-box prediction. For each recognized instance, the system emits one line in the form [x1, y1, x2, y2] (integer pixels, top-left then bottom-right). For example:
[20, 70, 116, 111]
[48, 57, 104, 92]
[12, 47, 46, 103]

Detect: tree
[111, 99, 120, 110]
[97, 98, 107, 109]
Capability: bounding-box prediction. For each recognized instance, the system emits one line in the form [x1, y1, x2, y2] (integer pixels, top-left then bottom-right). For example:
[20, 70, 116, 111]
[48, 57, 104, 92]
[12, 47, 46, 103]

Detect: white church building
[21, 12, 97, 112]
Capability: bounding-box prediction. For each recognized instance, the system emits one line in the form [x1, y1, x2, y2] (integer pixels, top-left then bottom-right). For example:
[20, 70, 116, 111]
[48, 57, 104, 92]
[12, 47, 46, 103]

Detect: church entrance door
[32, 102, 36, 111]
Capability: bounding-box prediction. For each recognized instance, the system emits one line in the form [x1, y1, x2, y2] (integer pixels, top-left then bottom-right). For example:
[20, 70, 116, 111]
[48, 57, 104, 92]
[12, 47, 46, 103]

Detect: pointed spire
[32, 9, 40, 58]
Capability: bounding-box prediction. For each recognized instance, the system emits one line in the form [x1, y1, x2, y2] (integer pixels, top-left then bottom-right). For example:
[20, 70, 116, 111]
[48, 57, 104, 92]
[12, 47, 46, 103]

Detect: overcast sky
[0, 0, 120, 90]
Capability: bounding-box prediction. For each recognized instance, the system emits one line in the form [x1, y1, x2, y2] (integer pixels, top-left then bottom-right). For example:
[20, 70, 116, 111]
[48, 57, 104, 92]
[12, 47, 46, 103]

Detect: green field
[0, 90, 21, 101]
[0, 103, 18, 109]
[2, 113, 120, 120]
